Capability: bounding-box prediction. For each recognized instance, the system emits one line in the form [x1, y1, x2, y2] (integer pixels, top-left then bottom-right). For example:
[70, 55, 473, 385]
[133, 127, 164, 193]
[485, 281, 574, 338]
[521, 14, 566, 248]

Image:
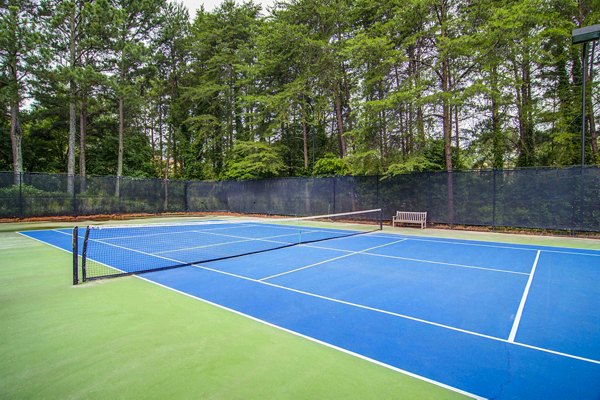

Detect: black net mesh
[79, 209, 383, 282]
[2, 167, 599, 232]
[21, 173, 74, 217]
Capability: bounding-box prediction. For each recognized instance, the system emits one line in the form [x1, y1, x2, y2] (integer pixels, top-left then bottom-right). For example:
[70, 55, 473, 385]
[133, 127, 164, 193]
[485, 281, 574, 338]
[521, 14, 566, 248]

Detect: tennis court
[20, 214, 600, 399]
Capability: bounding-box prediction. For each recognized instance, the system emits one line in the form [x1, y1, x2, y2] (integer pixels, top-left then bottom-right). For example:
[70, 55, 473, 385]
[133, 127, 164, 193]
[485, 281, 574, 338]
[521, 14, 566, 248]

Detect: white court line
[187, 263, 600, 365]
[259, 239, 408, 281]
[65, 227, 532, 276]
[19, 231, 74, 253]
[508, 250, 541, 342]
[55, 227, 541, 277]
[152, 230, 308, 255]
[69, 223, 600, 257]
[189, 226, 330, 245]
[136, 275, 485, 400]
[75, 224, 600, 258]
[301, 243, 530, 276]
[533, 248, 600, 257]
[371, 233, 539, 252]
[371, 233, 600, 256]
[20, 230, 600, 367]
[49, 228, 530, 280]
[96, 223, 257, 241]
[238, 222, 380, 237]
[82, 236, 514, 344]
[19, 231, 126, 277]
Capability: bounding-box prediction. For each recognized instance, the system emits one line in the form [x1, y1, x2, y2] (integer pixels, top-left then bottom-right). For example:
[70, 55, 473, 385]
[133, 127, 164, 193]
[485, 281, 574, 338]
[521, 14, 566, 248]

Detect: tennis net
[73, 209, 382, 284]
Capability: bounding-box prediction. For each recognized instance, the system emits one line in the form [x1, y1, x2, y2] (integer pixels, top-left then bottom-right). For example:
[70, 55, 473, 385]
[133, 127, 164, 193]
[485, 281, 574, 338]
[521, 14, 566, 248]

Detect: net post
[81, 226, 90, 283]
[72, 226, 79, 285]
[379, 208, 383, 230]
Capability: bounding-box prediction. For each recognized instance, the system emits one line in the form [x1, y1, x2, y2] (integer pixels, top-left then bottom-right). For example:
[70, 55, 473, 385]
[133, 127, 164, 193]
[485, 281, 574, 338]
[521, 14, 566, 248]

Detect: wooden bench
[392, 211, 427, 229]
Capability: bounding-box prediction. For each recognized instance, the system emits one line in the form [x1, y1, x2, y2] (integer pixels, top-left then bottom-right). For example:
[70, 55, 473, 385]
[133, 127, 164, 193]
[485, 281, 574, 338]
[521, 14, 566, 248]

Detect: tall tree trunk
[150, 113, 156, 156]
[513, 50, 534, 166]
[443, 70, 454, 225]
[395, 63, 411, 155]
[116, 96, 124, 197]
[413, 46, 425, 149]
[10, 102, 23, 185]
[116, 46, 126, 197]
[437, 1, 454, 225]
[379, 85, 388, 159]
[454, 106, 460, 166]
[67, 9, 77, 195]
[173, 129, 178, 177]
[442, 60, 453, 173]
[79, 99, 87, 192]
[587, 41, 598, 159]
[302, 106, 309, 169]
[68, 98, 77, 194]
[490, 65, 503, 168]
[158, 101, 163, 170]
[334, 90, 347, 157]
[163, 126, 171, 211]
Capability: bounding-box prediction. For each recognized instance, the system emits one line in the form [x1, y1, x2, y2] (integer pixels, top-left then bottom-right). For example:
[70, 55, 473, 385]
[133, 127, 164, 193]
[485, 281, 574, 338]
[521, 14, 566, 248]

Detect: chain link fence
[1, 167, 598, 232]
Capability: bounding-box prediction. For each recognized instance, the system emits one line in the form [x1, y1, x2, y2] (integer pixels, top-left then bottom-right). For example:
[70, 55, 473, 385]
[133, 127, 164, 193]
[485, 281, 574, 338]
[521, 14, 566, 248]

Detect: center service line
[258, 238, 407, 281]
[508, 250, 541, 342]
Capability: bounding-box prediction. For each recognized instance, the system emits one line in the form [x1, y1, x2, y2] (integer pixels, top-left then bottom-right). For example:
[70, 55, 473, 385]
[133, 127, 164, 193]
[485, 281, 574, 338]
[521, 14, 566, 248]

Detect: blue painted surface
[202, 245, 344, 280]
[368, 239, 536, 273]
[20, 227, 600, 399]
[516, 251, 600, 361]
[265, 252, 527, 338]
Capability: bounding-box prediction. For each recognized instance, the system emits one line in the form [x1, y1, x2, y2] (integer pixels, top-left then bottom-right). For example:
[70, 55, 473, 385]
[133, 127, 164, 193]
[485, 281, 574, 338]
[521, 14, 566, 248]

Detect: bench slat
[393, 211, 427, 229]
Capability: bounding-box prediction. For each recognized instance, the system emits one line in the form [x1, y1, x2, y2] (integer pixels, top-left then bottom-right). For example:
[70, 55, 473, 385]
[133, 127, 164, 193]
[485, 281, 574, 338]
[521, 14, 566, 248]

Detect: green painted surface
[0, 225, 466, 399]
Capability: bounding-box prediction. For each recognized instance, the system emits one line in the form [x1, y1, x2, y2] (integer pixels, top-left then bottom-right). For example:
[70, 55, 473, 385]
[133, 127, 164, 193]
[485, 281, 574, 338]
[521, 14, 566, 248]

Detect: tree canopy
[1, 0, 599, 181]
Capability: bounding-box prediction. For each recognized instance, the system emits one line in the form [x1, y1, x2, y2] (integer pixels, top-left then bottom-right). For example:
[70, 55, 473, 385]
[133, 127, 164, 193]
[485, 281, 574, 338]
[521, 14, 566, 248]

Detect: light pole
[572, 24, 600, 168]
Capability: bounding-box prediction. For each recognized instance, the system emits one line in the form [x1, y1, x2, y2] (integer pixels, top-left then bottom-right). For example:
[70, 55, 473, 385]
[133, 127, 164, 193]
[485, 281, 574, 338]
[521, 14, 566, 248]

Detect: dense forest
[1, 0, 599, 184]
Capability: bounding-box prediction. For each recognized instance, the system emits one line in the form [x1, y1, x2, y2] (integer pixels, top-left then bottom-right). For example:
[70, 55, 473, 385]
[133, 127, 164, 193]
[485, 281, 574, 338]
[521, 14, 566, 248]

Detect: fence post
[162, 178, 168, 213]
[184, 181, 189, 212]
[376, 175, 382, 229]
[72, 175, 77, 216]
[579, 167, 584, 232]
[332, 177, 336, 215]
[492, 169, 497, 230]
[426, 173, 431, 222]
[18, 172, 23, 218]
[375, 175, 380, 212]
[117, 176, 122, 214]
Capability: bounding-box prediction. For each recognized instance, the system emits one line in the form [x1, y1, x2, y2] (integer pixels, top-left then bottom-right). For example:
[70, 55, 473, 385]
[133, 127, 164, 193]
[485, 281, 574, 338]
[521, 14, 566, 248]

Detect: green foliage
[347, 150, 383, 176]
[384, 154, 442, 177]
[2, 0, 599, 180]
[221, 141, 286, 180]
[0, 184, 65, 197]
[313, 153, 351, 177]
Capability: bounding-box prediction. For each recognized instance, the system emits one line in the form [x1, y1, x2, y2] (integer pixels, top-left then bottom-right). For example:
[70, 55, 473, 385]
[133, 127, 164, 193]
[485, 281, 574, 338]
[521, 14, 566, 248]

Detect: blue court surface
[21, 222, 600, 399]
